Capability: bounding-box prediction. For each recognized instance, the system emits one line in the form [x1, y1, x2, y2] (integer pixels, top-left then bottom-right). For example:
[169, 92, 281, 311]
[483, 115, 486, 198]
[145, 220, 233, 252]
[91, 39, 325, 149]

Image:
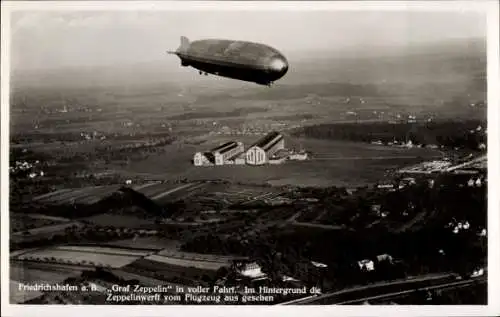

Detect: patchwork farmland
[10, 213, 70, 234]
[198, 184, 286, 206]
[82, 214, 157, 228]
[9, 261, 81, 304]
[145, 254, 227, 271]
[150, 182, 210, 204]
[33, 185, 122, 205]
[122, 250, 246, 286]
[10, 262, 80, 285]
[32, 182, 212, 207]
[11, 221, 84, 243]
[156, 249, 248, 264]
[104, 237, 181, 251]
[10, 280, 44, 304]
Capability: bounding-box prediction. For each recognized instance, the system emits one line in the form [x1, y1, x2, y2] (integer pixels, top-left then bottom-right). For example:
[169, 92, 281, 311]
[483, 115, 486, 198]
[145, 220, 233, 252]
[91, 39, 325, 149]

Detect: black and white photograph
[1, 1, 499, 315]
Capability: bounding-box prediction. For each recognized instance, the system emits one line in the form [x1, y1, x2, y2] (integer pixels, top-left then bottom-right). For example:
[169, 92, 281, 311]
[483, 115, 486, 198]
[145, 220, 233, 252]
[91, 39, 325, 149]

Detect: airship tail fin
[178, 36, 190, 52]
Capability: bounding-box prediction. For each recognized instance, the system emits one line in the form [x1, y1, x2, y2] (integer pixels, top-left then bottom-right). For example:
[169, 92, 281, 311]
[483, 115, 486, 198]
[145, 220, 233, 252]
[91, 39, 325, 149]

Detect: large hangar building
[193, 141, 245, 166]
[245, 131, 285, 166]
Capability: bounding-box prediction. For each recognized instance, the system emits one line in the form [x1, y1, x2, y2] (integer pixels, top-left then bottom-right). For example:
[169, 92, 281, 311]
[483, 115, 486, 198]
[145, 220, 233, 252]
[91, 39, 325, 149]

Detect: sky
[10, 10, 486, 71]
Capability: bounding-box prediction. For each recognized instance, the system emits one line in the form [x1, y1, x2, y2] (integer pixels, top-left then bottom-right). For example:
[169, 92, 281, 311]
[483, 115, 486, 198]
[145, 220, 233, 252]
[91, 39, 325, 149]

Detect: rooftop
[251, 131, 282, 149]
[203, 152, 215, 164]
[211, 141, 238, 154]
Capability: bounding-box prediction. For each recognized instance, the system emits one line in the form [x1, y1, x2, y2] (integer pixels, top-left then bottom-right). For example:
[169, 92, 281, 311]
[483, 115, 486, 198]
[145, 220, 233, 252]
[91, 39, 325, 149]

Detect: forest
[181, 180, 487, 292]
[292, 120, 487, 150]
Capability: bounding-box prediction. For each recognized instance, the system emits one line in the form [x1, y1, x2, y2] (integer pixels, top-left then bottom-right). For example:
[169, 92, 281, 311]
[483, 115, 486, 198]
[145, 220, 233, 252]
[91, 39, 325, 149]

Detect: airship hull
[169, 37, 289, 86]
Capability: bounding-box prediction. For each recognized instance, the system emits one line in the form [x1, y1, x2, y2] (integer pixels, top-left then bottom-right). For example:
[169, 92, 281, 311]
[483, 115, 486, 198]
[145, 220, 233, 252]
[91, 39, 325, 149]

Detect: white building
[289, 152, 308, 161]
[376, 254, 393, 263]
[268, 157, 286, 165]
[311, 261, 328, 268]
[246, 131, 285, 165]
[269, 149, 289, 165]
[193, 152, 216, 166]
[193, 141, 244, 166]
[236, 262, 267, 279]
[212, 141, 245, 165]
[234, 153, 246, 165]
[357, 259, 375, 272]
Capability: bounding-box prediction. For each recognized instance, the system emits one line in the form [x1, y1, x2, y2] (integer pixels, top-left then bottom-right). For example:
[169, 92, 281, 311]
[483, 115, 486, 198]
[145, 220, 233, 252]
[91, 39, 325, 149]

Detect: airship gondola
[168, 36, 289, 86]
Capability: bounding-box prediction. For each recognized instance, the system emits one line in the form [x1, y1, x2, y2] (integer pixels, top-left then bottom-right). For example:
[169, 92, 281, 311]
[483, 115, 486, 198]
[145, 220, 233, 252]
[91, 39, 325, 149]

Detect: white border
[1, 1, 499, 317]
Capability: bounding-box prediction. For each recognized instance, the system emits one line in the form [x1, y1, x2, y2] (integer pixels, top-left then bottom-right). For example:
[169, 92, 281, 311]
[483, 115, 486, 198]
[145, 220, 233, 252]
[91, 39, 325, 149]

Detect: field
[13, 245, 150, 268]
[10, 261, 82, 303]
[32, 182, 213, 208]
[133, 182, 185, 197]
[34, 185, 122, 205]
[27, 180, 290, 212]
[109, 269, 183, 288]
[10, 262, 80, 283]
[134, 181, 210, 204]
[145, 254, 228, 271]
[11, 221, 83, 243]
[82, 214, 157, 228]
[54, 245, 152, 257]
[116, 247, 249, 286]
[122, 258, 222, 285]
[10, 280, 44, 304]
[121, 136, 442, 187]
[104, 237, 181, 251]
[156, 249, 247, 263]
[10, 213, 70, 233]
[198, 183, 285, 205]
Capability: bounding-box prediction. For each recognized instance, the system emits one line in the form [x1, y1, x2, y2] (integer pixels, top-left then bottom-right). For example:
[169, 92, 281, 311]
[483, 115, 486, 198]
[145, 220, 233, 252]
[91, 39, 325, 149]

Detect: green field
[105, 237, 181, 250]
[82, 214, 157, 228]
[120, 136, 442, 187]
[10, 262, 80, 284]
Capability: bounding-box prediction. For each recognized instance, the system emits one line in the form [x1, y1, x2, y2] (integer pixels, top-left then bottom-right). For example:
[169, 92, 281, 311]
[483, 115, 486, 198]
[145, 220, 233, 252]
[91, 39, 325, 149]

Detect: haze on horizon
[11, 10, 486, 73]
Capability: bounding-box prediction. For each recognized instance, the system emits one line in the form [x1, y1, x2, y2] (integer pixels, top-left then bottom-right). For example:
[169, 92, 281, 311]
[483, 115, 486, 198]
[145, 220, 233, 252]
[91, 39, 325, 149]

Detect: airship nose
[268, 56, 289, 75]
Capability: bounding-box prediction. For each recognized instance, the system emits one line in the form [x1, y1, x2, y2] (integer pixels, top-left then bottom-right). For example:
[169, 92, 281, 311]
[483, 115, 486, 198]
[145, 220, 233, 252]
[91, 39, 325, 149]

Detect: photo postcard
[1, 1, 499, 316]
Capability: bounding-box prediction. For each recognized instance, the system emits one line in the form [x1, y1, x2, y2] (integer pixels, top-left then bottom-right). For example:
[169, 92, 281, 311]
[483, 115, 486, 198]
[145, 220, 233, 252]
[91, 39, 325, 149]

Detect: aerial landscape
[7, 9, 488, 306]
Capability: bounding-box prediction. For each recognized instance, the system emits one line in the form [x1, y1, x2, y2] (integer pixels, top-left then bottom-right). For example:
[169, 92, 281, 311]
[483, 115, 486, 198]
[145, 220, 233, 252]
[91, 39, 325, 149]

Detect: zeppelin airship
[167, 36, 289, 86]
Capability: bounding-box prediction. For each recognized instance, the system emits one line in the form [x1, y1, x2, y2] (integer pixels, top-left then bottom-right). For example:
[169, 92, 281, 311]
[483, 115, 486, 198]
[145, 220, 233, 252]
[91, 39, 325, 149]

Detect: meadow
[122, 136, 442, 187]
[34, 185, 122, 205]
[10, 262, 79, 284]
[105, 237, 181, 251]
[14, 246, 145, 268]
[145, 254, 227, 271]
[82, 214, 157, 228]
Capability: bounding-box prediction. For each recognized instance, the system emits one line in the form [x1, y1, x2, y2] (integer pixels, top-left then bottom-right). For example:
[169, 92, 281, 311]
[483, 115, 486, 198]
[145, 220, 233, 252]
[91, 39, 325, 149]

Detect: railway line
[279, 273, 475, 305]
[312, 155, 441, 161]
[337, 277, 486, 305]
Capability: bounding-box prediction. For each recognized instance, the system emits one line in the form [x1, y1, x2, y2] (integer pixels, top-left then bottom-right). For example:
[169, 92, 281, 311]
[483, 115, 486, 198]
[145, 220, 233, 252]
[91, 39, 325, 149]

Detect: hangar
[193, 141, 245, 166]
[245, 131, 285, 166]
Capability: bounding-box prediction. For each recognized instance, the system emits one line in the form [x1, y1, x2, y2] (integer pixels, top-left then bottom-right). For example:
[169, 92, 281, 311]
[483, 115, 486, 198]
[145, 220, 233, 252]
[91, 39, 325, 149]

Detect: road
[337, 277, 486, 305]
[291, 221, 347, 231]
[279, 273, 465, 305]
[445, 155, 487, 172]
[311, 155, 442, 161]
[282, 210, 352, 231]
